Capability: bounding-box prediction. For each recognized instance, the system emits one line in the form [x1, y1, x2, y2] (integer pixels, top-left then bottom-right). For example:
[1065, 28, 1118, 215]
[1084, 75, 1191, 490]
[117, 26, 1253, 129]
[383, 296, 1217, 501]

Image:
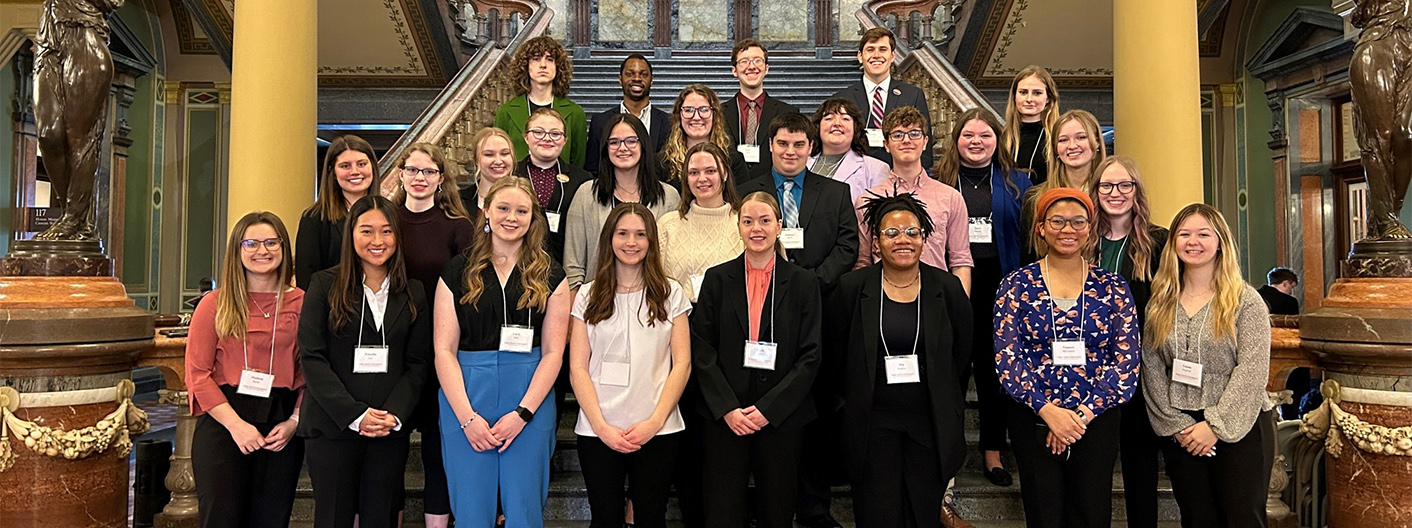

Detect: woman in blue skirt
[434, 176, 572, 527]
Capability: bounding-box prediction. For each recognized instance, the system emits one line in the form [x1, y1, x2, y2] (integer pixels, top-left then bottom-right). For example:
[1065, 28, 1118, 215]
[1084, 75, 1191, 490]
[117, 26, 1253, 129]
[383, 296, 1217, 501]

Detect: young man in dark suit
[723, 39, 800, 179]
[585, 53, 670, 173]
[833, 27, 935, 168]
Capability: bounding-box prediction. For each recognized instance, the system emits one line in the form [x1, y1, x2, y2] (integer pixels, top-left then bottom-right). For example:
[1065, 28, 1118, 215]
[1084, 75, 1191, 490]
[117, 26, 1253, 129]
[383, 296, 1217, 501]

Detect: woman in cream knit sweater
[658, 143, 744, 302]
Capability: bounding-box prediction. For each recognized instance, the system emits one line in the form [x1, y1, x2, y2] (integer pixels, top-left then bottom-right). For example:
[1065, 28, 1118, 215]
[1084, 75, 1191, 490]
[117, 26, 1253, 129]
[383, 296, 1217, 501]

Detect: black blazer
[826, 264, 972, 483]
[832, 80, 935, 168]
[585, 106, 671, 174]
[294, 213, 343, 289]
[691, 254, 822, 431]
[1118, 226, 1169, 324]
[735, 171, 859, 290]
[297, 269, 432, 440]
[722, 93, 799, 174]
[514, 158, 594, 264]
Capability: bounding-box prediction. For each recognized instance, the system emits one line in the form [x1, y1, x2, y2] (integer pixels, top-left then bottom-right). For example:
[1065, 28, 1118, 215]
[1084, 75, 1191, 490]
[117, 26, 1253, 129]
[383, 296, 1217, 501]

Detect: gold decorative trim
[318, 0, 427, 76]
[1300, 379, 1412, 458]
[0, 380, 151, 472]
[164, 82, 184, 105]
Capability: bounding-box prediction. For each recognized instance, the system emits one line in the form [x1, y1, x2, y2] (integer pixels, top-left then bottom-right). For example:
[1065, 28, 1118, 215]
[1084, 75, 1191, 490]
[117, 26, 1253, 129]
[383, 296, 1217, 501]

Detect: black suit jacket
[827, 264, 972, 483]
[735, 171, 859, 290]
[294, 213, 343, 290]
[297, 270, 432, 440]
[691, 254, 822, 431]
[514, 158, 594, 264]
[833, 80, 935, 168]
[1258, 285, 1300, 316]
[722, 93, 800, 174]
[585, 106, 671, 174]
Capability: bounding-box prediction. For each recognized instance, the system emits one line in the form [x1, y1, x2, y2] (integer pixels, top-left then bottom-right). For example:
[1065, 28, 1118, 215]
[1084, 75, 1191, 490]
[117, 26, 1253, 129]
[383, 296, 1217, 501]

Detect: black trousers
[192, 414, 304, 528]
[672, 408, 706, 528]
[1161, 410, 1275, 528]
[969, 258, 1009, 452]
[851, 422, 945, 528]
[304, 435, 411, 528]
[795, 406, 842, 520]
[1007, 401, 1122, 528]
[700, 421, 804, 528]
[1119, 389, 1163, 528]
[412, 380, 451, 515]
[578, 433, 682, 528]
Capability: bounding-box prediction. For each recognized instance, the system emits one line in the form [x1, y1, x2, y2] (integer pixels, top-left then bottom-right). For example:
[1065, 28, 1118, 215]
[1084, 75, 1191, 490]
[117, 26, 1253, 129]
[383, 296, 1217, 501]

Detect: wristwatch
[514, 406, 535, 423]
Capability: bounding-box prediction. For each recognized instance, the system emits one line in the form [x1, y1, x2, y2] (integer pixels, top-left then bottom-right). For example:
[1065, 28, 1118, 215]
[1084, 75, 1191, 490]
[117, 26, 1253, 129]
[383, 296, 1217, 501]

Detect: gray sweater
[1143, 284, 1274, 443]
[563, 181, 680, 288]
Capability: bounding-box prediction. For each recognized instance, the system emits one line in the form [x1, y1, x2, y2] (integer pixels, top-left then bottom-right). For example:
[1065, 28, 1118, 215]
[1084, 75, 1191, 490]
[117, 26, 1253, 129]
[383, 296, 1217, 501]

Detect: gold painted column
[226, 0, 317, 236]
[1113, 0, 1204, 225]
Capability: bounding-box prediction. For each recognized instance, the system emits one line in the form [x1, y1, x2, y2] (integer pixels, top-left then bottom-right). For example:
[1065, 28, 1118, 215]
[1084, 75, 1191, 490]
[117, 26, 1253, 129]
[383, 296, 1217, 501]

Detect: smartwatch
[514, 406, 535, 423]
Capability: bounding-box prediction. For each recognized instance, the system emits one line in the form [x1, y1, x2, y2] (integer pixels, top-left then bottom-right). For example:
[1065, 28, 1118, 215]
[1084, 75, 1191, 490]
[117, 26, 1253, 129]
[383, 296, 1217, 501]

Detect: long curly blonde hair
[458, 177, 553, 311]
[659, 84, 735, 182]
[1085, 156, 1159, 282]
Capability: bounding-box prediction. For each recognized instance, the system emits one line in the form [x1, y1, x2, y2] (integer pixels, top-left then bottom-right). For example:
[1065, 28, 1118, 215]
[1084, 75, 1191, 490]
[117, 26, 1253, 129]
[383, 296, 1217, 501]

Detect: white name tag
[884, 354, 921, 384]
[866, 128, 885, 148]
[744, 340, 778, 370]
[353, 346, 389, 373]
[780, 227, 805, 250]
[690, 274, 705, 297]
[737, 144, 761, 164]
[237, 369, 274, 398]
[546, 211, 562, 233]
[1052, 339, 1086, 366]
[1172, 358, 1203, 387]
[500, 325, 534, 353]
[600, 362, 630, 387]
[968, 217, 993, 244]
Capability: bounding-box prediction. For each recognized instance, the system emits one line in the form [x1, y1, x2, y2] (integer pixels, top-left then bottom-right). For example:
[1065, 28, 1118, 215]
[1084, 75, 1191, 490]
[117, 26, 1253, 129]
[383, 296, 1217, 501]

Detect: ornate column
[108, 68, 138, 278]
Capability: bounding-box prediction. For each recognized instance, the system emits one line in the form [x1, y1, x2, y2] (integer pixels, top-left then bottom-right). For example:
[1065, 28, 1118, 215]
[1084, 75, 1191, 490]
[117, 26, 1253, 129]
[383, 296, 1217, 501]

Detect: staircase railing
[379, 2, 551, 194]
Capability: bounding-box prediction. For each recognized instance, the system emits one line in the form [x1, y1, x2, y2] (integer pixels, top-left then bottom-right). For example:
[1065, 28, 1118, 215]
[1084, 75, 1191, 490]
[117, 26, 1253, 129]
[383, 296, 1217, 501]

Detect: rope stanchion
[0, 380, 151, 472]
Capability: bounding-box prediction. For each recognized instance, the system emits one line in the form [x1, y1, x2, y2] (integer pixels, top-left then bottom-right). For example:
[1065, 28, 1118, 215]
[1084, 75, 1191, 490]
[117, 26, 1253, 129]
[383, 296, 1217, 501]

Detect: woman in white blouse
[569, 203, 693, 528]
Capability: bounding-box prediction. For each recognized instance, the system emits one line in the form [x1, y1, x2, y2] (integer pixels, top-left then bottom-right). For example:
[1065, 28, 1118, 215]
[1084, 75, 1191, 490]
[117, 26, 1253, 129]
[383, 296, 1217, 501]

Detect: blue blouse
[992, 261, 1141, 416]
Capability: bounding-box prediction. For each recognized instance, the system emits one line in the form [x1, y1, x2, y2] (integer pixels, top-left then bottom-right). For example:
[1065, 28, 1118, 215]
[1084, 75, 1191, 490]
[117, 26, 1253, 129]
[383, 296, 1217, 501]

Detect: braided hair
[858, 188, 936, 239]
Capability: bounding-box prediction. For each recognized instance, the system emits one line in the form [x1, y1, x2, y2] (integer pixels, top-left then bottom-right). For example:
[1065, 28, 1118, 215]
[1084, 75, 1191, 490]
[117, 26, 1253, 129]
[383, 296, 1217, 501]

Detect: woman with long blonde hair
[1002, 65, 1060, 185]
[457, 127, 518, 214]
[1021, 110, 1107, 245]
[656, 84, 750, 187]
[1143, 204, 1273, 528]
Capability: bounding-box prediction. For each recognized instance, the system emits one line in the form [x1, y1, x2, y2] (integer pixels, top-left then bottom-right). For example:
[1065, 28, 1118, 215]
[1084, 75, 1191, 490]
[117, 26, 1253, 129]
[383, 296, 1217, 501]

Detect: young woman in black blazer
[691, 191, 823, 528]
[827, 193, 973, 528]
[297, 195, 431, 528]
[295, 135, 381, 289]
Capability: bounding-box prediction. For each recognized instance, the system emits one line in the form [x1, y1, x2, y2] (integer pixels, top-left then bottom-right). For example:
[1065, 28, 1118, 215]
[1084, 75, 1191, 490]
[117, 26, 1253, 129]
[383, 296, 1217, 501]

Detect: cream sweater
[658, 202, 744, 302]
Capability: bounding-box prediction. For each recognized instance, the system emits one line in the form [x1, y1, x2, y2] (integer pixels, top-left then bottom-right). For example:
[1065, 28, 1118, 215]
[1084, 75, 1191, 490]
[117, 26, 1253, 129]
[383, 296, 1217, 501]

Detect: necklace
[253, 296, 273, 319]
[815, 154, 846, 177]
[882, 269, 920, 288]
[617, 280, 643, 293]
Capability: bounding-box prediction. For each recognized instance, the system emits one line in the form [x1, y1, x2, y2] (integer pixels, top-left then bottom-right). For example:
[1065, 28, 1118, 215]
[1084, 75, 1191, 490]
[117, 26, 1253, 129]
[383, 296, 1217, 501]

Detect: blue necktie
[781, 179, 799, 228]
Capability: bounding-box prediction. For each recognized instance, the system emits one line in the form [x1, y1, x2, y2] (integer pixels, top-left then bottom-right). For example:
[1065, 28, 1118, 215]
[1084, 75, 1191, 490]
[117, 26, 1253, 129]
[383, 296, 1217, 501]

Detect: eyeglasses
[735, 57, 765, 67]
[401, 167, 442, 178]
[681, 106, 714, 118]
[528, 128, 566, 142]
[881, 226, 923, 239]
[607, 137, 641, 150]
[888, 129, 926, 142]
[1096, 181, 1136, 195]
[1045, 216, 1090, 231]
[240, 238, 282, 252]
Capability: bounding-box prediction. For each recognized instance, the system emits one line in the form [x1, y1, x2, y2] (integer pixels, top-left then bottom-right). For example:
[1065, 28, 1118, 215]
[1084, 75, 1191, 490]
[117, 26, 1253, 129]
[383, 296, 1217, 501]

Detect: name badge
[743, 340, 778, 370]
[884, 355, 921, 384]
[737, 144, 761, 164]
[1051, 339, 1086, 366]
[1172, 358, 1203, 387]
[500, 325, 534, 353]
[780, 227, 805, 250]
[353, 346, 389, 373]
[968, 217, 993, 244]
[600, 362, 630, 387]
[546, 211, 562, 233]
[866, 128, 886, 148]
[237, 369, 274, 398]
[690, 274, 705, 297]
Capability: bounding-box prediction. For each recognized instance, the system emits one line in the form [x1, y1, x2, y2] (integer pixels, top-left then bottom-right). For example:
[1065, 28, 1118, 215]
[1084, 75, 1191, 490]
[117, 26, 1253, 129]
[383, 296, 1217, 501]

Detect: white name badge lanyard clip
[237, 294, 281, 398]
[545, 161, 567, 233]
[743, 262, 779, 370]
[353, 295, 390, 373]
[1172, 308, 1208, 388]
[500, 281, 535, 353]
[601, 290, 645, 387]
[880, 277, 922, 384]
[1044, 258, 1087, 367]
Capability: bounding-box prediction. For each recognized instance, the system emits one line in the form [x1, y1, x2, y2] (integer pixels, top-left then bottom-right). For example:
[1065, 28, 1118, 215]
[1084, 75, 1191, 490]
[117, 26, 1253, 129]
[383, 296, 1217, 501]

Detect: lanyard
[745, 258, 777, 342]
[878, 274, 921, 357]
[356, 292, 388, 349]
[533, 160, 567, 211]
[1182, 303, 1210, 365]
[1102, 236, 1129, 273]
[242, 293, 281, 374]
[500, 272, 533, 330]
[1041, 257, 1087, 342]
[1026, 128, 1045, 171]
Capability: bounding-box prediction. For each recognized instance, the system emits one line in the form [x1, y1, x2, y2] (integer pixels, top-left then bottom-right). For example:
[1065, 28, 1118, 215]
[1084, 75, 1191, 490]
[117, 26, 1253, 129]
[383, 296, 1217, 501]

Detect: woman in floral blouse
[993, 187, 1140, 528]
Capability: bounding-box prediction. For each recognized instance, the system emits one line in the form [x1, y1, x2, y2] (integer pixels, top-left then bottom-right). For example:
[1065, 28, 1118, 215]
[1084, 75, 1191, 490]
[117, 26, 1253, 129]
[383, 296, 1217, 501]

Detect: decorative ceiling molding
[962, 0, 1114, 89]
[1199, 0, 1232, 57]
[181, 0, 233, 65]
[170, 0, 216, 55]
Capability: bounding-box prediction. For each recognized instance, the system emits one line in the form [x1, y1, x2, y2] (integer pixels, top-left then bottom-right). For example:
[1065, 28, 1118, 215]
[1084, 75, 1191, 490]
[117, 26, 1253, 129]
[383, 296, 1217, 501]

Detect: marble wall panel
[759, 0, 810, 42]
[679, 0, 730, 42]
[838, 0, 869, 43]
[598, 0, 649, 42]
[544, 0, 568, 39]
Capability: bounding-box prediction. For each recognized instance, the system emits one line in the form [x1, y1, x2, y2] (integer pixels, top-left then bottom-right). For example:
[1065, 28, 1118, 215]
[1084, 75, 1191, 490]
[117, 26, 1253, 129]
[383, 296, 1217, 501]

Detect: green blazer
[493, 94, 588, 169]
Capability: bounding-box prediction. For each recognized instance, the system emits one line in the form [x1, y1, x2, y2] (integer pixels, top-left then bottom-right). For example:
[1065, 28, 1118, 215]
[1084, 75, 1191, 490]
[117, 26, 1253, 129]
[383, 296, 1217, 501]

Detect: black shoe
[983, 466, 1013, 487]
[795, 513, 844, 528]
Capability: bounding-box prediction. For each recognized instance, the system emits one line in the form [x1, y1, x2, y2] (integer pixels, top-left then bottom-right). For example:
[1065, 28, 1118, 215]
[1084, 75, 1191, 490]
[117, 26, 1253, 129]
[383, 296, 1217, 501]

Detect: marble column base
[0, 240, 112, 277]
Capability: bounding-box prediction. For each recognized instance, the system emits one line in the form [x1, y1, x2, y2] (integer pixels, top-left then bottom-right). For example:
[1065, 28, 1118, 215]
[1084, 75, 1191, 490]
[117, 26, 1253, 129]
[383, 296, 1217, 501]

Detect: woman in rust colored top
[187, 211, 305, 528]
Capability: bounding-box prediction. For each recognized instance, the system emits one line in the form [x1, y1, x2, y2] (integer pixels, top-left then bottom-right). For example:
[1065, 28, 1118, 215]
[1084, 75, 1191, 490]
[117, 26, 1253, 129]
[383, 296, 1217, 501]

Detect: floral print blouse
[993, 261, 1141, 416]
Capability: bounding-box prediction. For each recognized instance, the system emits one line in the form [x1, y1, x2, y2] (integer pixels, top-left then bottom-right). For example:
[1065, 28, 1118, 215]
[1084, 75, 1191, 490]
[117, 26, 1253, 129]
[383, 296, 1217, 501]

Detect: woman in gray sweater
[1142, 203, 1274, 528]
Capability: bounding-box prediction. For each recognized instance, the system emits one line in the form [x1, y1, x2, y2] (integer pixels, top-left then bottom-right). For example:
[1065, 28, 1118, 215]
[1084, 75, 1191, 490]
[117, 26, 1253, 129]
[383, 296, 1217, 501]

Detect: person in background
[494, 36, 588, 168]
[188, 211, 304, 528]
[722, 39, 800, 176]
[519, 108, 594, 262]
[1258, 267, 1300, 316]
[586, 53, 670, 173]
[657, 84, 752, 190]
[457, 127, 518, 215]
[1143, 203, 1274, 528]
[1001, 65, 1060, 186]
[833, 27, 934, 167]
[808, 97, 889, 202]
[296, 135, 379, 289]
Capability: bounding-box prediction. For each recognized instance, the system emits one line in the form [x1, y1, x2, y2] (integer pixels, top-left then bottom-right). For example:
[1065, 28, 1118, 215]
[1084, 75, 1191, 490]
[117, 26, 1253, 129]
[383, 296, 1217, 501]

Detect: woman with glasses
[829, 192, 973, 528]
[188, 212, 304, 528]
[296, 135, 380, 288]
[392, 142, 475, 528]
[993, 188, 1139, 528]
[808, 97, 889, 202]
[657, 84, 751, 189]
[458, 128, 518, 214]
[1001, 66, 1060, 186]
[518, 108, 593, 263]
[1086, 156, 1168, 528]
[493, 36, 588, 168]
[565, 113, 681, 288]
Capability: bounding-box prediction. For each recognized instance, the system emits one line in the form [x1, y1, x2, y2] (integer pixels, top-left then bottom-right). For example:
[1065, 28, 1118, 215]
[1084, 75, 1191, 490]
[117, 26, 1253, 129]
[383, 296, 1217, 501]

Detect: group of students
[184, 26, 1277, 528]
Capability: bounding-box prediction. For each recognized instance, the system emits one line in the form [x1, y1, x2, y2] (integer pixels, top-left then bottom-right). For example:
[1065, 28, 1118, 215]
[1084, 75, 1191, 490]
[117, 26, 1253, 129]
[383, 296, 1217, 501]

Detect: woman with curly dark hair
[494, 36, 588, 168]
